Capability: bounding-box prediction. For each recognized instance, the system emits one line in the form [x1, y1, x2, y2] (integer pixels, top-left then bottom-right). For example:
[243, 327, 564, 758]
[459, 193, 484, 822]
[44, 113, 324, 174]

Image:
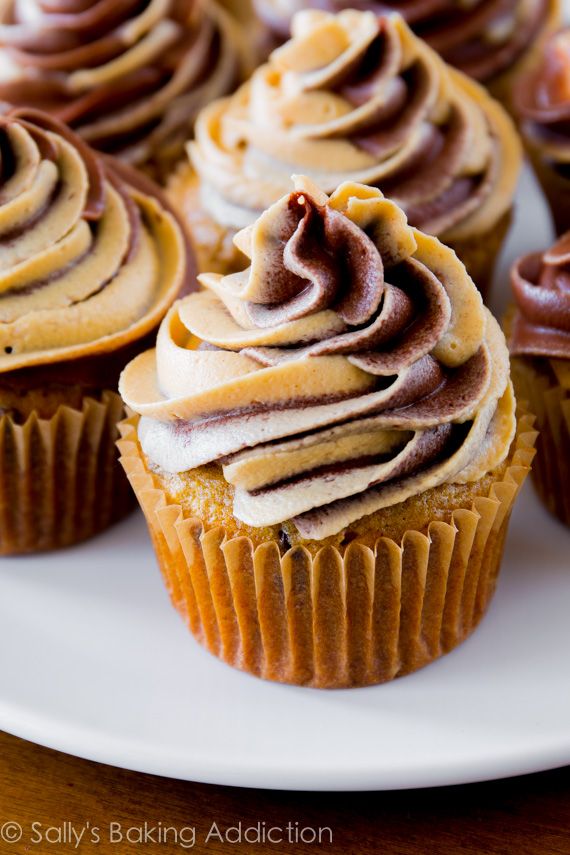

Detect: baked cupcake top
[510, 231, 570, 360]
[515, 29, 570, 164]
[0, 108, 189, 374]
[254, 0, 554, 83]
[191, 10, 520, 244]
[0, 0, 246, 170]
[120, 177, 515, 540]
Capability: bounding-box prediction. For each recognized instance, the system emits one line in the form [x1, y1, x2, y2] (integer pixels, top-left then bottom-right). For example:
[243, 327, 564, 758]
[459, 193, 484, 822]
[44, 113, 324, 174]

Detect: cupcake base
[118, 410, 535, 689]
[526, 148, 570, 237]
[448, 209, 512, 302]
[0, 391, 134, 555]
[512, 357, 570, 527]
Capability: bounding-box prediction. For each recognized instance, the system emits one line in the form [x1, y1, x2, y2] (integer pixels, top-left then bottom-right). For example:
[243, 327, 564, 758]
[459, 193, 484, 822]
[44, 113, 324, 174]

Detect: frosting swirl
[191, 10, 520, 246]
[0, 108, 189, 373]
[120, 177, 515, 540]
[255, 0, 553, 83]
[510, 231, 570, 358]
[0, 0, 246, 170]
[515, 29, 570, 172]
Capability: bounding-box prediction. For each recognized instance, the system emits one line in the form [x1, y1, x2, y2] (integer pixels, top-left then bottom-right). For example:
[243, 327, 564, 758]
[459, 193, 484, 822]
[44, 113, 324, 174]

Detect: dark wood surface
[0, 732, 569, 854]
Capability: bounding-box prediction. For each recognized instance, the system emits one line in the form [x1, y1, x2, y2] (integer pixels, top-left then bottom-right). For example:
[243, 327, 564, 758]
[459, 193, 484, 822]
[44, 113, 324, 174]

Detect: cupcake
[0, 108, 192, 554]
[0, 0, 247, 178]
[119, 176, 535, 689]
[254, 0, 560, 102]
[509, 232, 570, 528]
[514, 29, 570, 236]
[173, 9, 522, 297]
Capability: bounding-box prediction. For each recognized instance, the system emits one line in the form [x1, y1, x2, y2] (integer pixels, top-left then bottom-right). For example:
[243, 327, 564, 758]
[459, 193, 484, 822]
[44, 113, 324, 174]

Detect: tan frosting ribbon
[190, 10, 520, 245]
[120, 177, 515, 539]
[0, 108, 188, 372]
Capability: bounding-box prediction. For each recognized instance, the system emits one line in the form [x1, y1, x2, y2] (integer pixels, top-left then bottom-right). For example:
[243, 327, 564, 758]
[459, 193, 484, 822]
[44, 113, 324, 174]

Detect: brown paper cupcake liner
[525, 147, 570, 237]
[512, 357, 570, 527]
[118, 410, 536, 688]
[448, 208, 512, 302]
[0, 391, 134, 555]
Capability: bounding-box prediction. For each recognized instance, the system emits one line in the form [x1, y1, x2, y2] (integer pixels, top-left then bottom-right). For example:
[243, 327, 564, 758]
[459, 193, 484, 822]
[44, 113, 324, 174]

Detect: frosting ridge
[120, 177, 515, 539]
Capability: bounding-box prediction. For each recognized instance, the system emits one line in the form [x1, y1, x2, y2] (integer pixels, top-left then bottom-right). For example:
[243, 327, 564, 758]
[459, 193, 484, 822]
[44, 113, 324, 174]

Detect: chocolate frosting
[255, 0, 551, 83]
[0, 0, 246, 170]
[0, 107, 189, 373]
[510, 231, 570, 358]
[191, 10, 520, 247]
[120, 177, 515, 539]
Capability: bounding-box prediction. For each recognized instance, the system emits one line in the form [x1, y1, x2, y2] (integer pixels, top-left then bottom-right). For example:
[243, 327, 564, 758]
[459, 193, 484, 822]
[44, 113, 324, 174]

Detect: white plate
[0, 165, 569, 792]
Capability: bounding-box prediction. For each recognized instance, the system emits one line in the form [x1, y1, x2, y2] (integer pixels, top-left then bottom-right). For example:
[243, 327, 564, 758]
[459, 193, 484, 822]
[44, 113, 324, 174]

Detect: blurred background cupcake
[0, 0, 249, 178]
[169, 9, 521, 297]
[509, 232, 570, 528]
[514, 29, 570, 236]
[254, 0, 560, 104]
[0, 109, 193, 554]
[119, 176, 535, 689]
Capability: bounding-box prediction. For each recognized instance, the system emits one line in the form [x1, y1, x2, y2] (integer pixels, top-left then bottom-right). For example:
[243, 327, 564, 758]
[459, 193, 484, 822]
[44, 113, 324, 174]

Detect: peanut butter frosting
[510, 231, 570, 359]
[255, 0, 552, 83]
[120, 177, 515, 540]
[515, 28, 570, 171]
[190, 10, 520, 247]
[0, 0, 246, 169]
[0, 108, 188, 373]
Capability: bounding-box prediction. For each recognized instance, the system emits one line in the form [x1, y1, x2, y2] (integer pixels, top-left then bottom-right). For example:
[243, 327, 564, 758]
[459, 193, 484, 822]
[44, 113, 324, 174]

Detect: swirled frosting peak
[191, 9, 520, 245]
[0, 0, 246, 170]
[120, 177, 515, 540]
[510, 231, 570, 358]
[255, 0, 553, 84]
[0, 108, 189, 372]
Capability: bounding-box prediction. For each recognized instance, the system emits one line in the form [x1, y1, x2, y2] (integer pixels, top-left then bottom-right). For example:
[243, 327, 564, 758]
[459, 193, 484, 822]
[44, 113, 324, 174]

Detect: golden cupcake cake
[515, 29, 570, 236]
[254, 0, 560, 102]
[0, 0, 247, 177]
[119, 176, 535, 689]
[172, 9, 521, 296]
[0, 108, 192, 554]
[509, 232, 570, 528]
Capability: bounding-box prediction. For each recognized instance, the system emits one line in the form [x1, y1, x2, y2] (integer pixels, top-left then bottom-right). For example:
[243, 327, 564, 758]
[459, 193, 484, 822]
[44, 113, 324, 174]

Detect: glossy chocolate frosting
[0, 0, 246, 170]
[120, 177, 515, 539]
[0, 108, 188, 375]
[191, 10, 520, 248]
[510, 231, 570, 358]
[254, 0, 551, 83]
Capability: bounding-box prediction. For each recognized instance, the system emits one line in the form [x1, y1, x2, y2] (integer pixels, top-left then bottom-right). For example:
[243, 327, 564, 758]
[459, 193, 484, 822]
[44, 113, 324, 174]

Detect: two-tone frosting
[254, 0, 553, 83]
[0, 0, 246, 170]
[510, 231, 570, 359]
[515, 29, 570, 172]
[120, 177, 515, 540]
[0, 108, 188, 373]
[190, 10, 520, 247]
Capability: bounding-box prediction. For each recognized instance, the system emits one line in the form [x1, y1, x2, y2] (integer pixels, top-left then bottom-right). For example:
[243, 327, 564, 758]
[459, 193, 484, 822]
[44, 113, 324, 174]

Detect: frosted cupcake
[254, 0, 560, 102]
[515, 29, 570, 236]
[509, 232, 570, 527]
[119, 177, 535, 688]
[0, 0, 247, 177]
[171, 10, 521, 297]
[0, 108, 191, 554]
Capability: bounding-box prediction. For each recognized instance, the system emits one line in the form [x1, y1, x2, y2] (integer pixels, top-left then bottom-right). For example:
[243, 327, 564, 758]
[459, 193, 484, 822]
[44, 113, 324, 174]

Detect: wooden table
[0, 732, 569, 854]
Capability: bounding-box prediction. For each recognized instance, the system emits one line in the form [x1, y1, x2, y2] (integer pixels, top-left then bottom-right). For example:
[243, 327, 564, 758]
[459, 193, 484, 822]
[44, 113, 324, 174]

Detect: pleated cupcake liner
[0, 391, 134, 555]
[525, 148, 570, 237]
[512, 358, 570, 528]
[118, 410, 536, 688]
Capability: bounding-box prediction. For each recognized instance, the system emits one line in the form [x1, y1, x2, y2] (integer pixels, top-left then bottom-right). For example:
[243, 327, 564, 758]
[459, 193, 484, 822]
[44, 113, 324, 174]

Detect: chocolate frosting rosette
[176, 9, 521, 295]
[508, 232, 570, 527]
[119, 177, 535, 688]
[0, 108, 192, 553]
[254, 0, 559, 96]
[515, 29, 570, 235]
[0, 0, 248, 176]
